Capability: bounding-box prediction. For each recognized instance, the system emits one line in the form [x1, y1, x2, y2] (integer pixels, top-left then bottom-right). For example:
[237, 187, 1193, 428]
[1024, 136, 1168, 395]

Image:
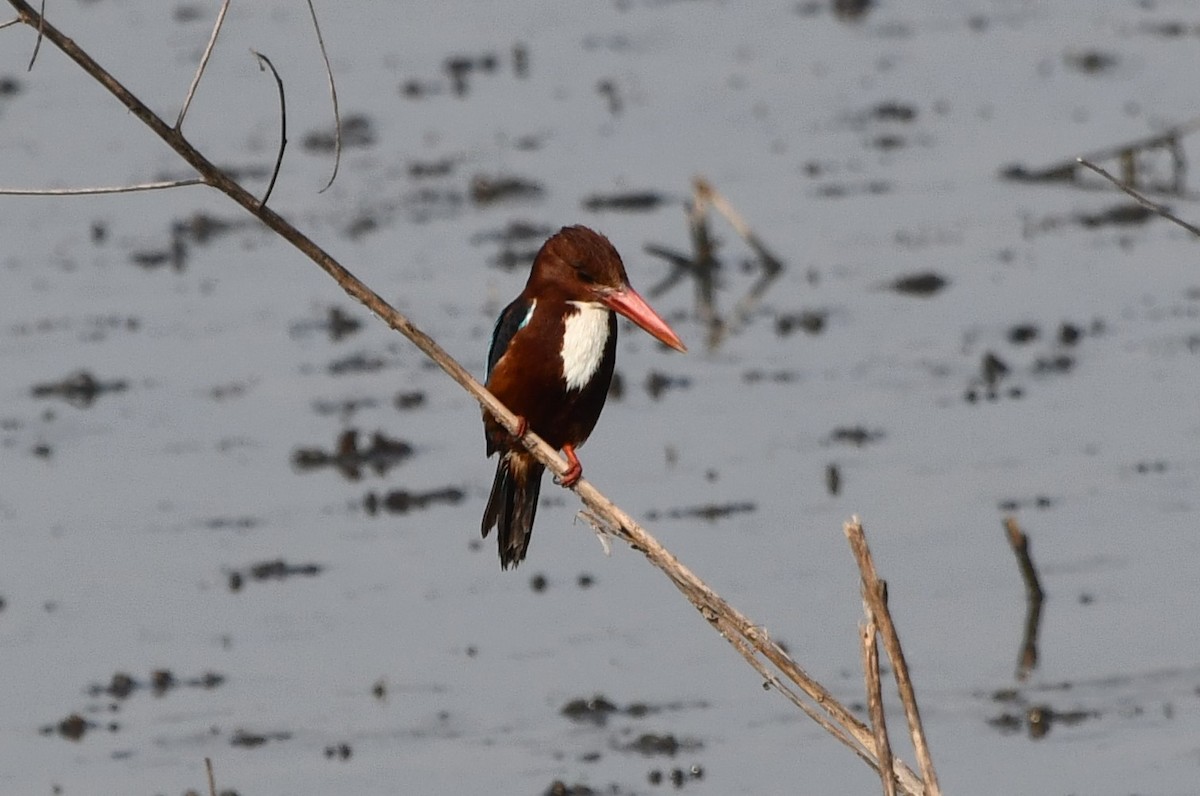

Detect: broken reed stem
[1003, 516, 1045, 681]
[1002, 517, 1044, 603]
[861, 619, 896, 796]
[205, 757, 217, 796]
[845, 519, 941, 796]
[5, 5, 927, 793]
[1076, 158, 1200, 238]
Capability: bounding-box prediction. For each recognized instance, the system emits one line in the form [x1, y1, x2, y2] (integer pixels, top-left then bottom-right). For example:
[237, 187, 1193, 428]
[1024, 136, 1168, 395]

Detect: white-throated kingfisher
[481, 225, 686, 569]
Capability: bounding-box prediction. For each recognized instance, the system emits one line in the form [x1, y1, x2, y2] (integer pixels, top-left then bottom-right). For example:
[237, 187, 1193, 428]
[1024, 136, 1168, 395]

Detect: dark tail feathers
[481, 452, 545, 569]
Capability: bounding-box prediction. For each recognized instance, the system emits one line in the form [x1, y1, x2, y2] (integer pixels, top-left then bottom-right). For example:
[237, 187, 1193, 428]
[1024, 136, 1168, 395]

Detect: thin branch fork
[4, 5, 932, 793]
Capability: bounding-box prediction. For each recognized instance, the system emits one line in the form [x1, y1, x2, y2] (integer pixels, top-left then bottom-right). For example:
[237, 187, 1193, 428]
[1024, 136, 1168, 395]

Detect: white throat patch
[561, 301, 611, 391]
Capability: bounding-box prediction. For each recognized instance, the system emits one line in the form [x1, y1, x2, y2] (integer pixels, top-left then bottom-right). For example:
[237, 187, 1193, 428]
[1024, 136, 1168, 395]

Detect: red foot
[512, 415, 528, 439]
[557, 444, 582, 487]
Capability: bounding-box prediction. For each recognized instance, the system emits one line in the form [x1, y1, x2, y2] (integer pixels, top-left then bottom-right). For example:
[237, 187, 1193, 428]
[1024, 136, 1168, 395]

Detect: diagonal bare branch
[176, 0, 231, 130]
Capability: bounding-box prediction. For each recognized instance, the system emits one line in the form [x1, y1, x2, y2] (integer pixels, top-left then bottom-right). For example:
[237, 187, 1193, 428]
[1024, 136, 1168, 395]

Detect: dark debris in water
[8, 313, 140, 343]
[312, 397, 379, 418]
[1076, 203, 1153, 228]
[363, 486, 465, 515]
[621, 732, 703, 757]
[775, 309, 827, 336]
[997, 495, 1055, 512]
[561, 694, 617, 725]
[86, 669, 225, 700]
[581, 191, 670, 213]
[742, 369, 800, 384]
[0, 74, 22, 97]
[302, 113, 376, 153]
[988, 703, 1098, 740]
[402, 45, 527, 99]
[812, 179, 892, 198]
[470, 173, 543, 206]
[888, 271, 949, 297]
[227, 559, 323, 592]
[31, 371, 128, 408]
[644, 371, 691, 400]
[323, 742, 353, 761]
[645, 502, 756, 522]
[1020, 202, 1156, 237]
[293, 429, 414, 480]
[43, 670, 226, 739]
[1063, 49, 1118, 75]
[827, 426, 884, 447]
[40, 713, 93, 742]
[471, 219, 554, 247]
[201, 516, 259, 532]
[964, 319, 1099, 404]
[327, 351, 387, 375]
[560, 695, 706, 727]
[394, 390, 426, 410]
[290, 306, 362, 342]
[542, 782, 597, 796]
[131, 211, 248, 270]
[647, 764, 705, 788]
[230, 728, 292, 748]
[409, 156, 456, 179]
[1131, 459, 1168, 475]
[401, 48, 513, 99]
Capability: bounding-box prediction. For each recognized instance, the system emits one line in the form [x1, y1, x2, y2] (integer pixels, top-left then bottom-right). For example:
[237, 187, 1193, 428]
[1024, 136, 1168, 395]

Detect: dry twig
[0, 178, 205, 196]
[176, 0, 230, 130]
[1076, 158, 1200, 238]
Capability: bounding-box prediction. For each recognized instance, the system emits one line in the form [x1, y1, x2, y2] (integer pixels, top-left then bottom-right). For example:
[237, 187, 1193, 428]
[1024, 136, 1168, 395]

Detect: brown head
[527, 226, 687, 352]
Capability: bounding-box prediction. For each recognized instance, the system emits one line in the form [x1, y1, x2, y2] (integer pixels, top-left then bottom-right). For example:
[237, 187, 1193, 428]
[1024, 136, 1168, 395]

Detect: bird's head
[529, 225, 687, 353]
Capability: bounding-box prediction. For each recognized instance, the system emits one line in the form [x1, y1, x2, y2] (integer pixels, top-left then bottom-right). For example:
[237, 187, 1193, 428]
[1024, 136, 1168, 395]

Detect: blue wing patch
[487, 298, 536, 380]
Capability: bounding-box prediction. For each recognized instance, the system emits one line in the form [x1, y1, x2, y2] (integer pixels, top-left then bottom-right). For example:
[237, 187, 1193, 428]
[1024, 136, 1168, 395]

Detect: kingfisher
[481, 225, 687, 569]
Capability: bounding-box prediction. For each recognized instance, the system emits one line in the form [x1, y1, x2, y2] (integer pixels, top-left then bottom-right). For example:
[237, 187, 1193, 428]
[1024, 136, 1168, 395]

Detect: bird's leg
[512, 415, 528, 440]
[557, 444, 582, 487]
